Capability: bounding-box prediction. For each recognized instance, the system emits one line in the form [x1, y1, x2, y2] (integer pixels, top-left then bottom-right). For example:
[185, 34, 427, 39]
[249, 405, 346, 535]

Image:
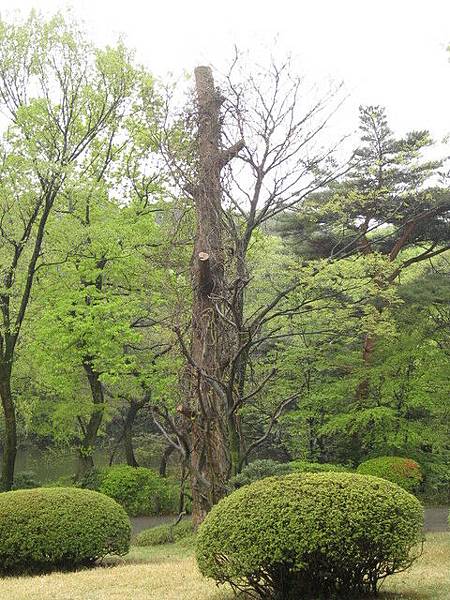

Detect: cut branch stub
[198, 252, 213, 296]
[219, 139, 245, 169]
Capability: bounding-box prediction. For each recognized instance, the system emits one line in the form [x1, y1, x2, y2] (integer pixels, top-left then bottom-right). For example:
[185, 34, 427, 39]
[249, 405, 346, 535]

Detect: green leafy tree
[276, 106, 450, 457]
[0, 12, 135, 489]
[281, 262, 450, 470]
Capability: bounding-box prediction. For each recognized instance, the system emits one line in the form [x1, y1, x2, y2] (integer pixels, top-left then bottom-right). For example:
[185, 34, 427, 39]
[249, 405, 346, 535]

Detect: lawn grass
[378, 533, 450, 599]
[0, 533, 448, 600]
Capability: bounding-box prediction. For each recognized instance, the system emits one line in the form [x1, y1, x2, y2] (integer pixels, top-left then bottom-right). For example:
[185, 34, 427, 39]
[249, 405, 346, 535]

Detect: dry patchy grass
[1, 552, 232, 600]
[379, 533, 450, 600]
[0, 534, 448, 600]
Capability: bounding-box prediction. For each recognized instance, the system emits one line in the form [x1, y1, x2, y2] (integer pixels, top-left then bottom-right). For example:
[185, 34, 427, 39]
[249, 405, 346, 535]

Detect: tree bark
[0, 365, 16, 491]
[123, 400, 140, 468]
[187, 66, 243, 525]
[229, 244, 251, 474]
[77, 361, 105, 478]
[0, 194, 56, 491]
[355, 332, 376, 403]
[356, 221, 417, 404]
[160, 444, 176, 477]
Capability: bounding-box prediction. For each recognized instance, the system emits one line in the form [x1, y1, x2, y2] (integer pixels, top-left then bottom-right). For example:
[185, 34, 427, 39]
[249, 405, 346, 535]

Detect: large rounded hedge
[357, 456, 423, 493]
[98, 465, 178, 516]
[196, 472, 423, 598]
[0, 487, 130, 573]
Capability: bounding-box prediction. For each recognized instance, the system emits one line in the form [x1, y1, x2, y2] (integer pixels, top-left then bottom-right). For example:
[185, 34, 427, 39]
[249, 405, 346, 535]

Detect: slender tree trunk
[0, 364, 16, 491]
[356, 333, 376, 403]
[160, 444, 176, 477]
[187, 66, 243, 525]
[123, 400, 139, 468]
[77, 361, 105, 478]
[356, 222, 419, 404]
[229, 246, 250, 474]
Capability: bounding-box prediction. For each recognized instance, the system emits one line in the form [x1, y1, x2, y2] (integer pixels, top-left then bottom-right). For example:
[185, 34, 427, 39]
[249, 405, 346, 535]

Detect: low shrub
[289, 460, 349, 473]
[98, 465, 178, 516]
[196, 472, 424, 599]
[420, 460, 450, 504]
[44, 475, 74, 488]
[228, 459, 349, 491]
[357, 456, 423, 493]
[134, 519, 194, 546]
[78, 467, 104, 491]
[0, 487, 130, 573]
[164, 477, 185, 513]
[227, 459, 293, 490]
[12, 471, 40, 490]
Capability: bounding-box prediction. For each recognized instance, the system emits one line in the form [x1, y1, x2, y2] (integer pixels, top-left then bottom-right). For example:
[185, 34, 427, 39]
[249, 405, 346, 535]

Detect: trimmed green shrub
[78, 467, 104, 491]
[228, 459, 293, 490]
[98, 465, 177, 516]
[134, 519, 194, 546]
[12, 471, 40, 490]
[196, 472, 423, 598]
[0, 487, 130, 573]
[419, 459, 450, 504]
[44, 475, 74, 488]
[289, 460, 349, 473]
[357, 456, 423, 493]
[164, 477, 185, 513]
[228, 459, 349, 492]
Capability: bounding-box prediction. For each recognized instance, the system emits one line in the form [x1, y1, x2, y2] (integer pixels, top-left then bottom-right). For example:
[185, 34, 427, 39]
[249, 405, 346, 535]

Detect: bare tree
[178, 66, 243, 523]
[157, 54, 349, 524]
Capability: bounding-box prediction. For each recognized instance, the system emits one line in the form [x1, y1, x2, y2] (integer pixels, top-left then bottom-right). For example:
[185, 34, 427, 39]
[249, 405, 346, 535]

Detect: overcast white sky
[2, 0, 450, 142]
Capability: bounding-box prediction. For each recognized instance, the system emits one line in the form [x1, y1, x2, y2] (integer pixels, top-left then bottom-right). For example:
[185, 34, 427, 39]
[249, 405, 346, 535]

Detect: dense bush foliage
[357, 456, 423, 493]
[228, 459, 347, 490]
[98, 465, 178, 516]
[419, 458, 450, 503]
[228, 459, 293, 490]
[134, 519, 194, 546]
[289, 460, 349, 473]
[0, 487, 130, 573]
[12, 471, 40, 490]
[78, 467, 105, 491]
[197, 472, 423, 598]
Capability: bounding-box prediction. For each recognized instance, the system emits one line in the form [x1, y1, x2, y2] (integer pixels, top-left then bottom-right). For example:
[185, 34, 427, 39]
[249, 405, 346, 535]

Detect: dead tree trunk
[187, 66, 243, 525]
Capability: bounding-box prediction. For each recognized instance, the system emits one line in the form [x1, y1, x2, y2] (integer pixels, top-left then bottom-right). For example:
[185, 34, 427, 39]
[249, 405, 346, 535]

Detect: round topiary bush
[357, 456, 423, 493]
[0, 487, 130, 573]
[98, 465, 177, 516]
[196, 472, 424, 598]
